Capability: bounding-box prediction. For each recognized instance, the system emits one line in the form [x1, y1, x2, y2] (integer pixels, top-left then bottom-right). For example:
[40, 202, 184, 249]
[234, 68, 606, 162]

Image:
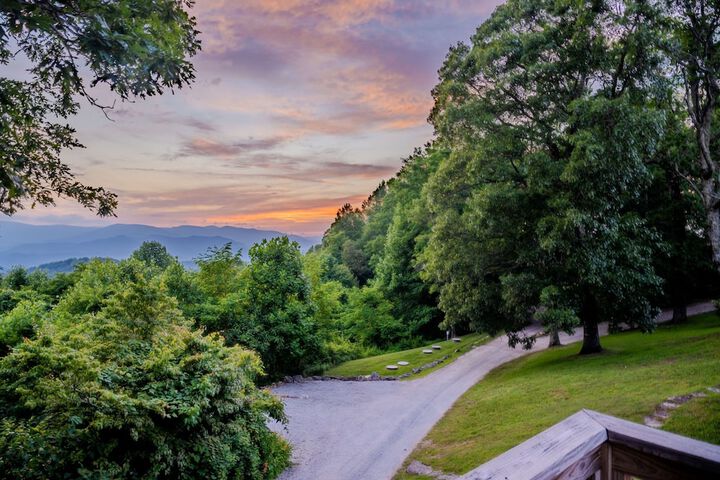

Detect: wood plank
[600, 443, 612, 480]
[460, 411, 607, 480]
[611, 443, 716, 480]
[584, 409, 720, 474]
[556, 447, 601, 480]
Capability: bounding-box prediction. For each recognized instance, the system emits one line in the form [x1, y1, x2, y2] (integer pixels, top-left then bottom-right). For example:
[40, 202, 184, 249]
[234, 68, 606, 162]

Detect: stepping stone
[386, 365, 398, 370]
[422, 349, 433, 354]
[644, 416, 663, 428]
[452, 337, 462, 342]
[397, 361, 409, 366]
[432, 345, 441, 350]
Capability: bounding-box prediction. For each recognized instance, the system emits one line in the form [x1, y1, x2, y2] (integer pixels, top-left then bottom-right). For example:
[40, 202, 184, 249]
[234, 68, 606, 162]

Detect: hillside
[0, 221, 320, 270]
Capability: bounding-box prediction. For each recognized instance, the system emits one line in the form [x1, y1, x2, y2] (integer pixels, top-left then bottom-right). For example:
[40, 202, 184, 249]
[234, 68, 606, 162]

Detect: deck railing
[460, 409, 720, 480]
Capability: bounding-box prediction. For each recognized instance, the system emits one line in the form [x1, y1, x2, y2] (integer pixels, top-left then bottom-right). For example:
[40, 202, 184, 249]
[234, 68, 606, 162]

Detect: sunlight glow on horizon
[13, 0, 503, 236]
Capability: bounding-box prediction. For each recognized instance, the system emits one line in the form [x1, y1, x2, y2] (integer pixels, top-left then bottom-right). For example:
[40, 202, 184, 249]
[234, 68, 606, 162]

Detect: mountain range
[0, 221, 321, 271]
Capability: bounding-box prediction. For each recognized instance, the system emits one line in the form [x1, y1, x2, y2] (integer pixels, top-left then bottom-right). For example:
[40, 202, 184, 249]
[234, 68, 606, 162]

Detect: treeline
[315, 0, 720, 354]
[0, 236, 445, 479]
[0, 240, 325, 478]
[4, 1, 720, 479]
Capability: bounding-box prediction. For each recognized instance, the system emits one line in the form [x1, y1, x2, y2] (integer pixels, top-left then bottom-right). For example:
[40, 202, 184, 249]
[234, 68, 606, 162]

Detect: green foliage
[374, 148, 443, 338]
[315, 146, 447, 348]
[221, 237, 321, 379]
[302, 251, 346, 332]
[321, 204, 370, 285]
[0, 271, 289, 480]
[56, 259, 143, 315]
[132, 241, 175, 270]
[0, 297, 48, 355]
[422, 0, 668, 352]
[0, 0, 200, 216]
[342, 287, 405, 349]
[3, 266, 29, 290]
[194, 243, 243, 298]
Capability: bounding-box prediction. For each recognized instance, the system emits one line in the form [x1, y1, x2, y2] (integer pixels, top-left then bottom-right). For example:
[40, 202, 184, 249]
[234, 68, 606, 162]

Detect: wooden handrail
[460, 409, 720, 480]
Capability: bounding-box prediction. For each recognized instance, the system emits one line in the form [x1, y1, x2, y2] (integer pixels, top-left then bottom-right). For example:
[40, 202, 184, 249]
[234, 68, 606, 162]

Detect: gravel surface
[270, 302, 715, 480]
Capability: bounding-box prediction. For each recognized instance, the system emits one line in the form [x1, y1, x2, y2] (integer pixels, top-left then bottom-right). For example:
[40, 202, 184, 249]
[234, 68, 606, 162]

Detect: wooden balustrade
[460, 409, 720, 480]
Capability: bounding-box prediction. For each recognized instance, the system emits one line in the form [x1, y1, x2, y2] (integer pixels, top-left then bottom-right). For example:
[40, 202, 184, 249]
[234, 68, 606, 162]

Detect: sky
[14, 0, 503, 236]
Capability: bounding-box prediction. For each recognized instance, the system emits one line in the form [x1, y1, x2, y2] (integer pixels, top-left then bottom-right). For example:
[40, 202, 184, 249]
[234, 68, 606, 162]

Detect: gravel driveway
[271, 302, 715, 480]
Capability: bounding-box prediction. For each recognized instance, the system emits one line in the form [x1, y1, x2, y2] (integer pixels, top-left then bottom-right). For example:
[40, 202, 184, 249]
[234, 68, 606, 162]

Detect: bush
[0, 276, 290, 479]
[222, 237, 322, 380]
[0, 298, 48, 355]
[342, 286, 406, 349]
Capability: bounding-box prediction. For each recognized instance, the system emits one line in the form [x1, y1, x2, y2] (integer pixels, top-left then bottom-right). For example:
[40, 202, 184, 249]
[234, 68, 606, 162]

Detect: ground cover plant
[395, 313, 720, 479]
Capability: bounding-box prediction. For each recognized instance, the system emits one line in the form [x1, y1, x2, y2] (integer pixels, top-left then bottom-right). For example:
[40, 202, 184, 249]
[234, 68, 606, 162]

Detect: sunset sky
[15, 0, 502, 236]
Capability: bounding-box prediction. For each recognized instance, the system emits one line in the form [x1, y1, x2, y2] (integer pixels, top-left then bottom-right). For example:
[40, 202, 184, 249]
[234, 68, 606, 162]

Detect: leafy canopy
[0, 265, 289, 479]
[0, 0, 200, 216]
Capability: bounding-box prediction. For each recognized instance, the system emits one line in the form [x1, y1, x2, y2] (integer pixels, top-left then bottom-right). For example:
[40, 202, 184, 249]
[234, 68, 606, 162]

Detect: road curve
[271, 302, 715, 480]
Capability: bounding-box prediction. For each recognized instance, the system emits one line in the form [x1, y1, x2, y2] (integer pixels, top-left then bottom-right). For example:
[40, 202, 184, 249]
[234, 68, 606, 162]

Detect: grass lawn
[325, 333, 490, 379]
[395, 313, 720, 479]
[662, 392, 720, 444]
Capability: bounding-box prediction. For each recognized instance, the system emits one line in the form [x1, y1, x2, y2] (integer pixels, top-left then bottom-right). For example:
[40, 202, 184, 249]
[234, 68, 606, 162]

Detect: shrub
[0, 276, 290, 479]
[0, 298, 48, 355]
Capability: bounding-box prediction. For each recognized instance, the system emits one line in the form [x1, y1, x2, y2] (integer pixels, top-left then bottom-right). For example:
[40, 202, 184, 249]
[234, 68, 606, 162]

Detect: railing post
[600, 443, 612, 480]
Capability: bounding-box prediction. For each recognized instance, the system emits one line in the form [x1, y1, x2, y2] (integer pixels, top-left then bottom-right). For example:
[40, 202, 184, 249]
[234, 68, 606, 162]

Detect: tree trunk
[672, 304, 687, 324]
[706, 205, 720, 271]
[579, 291, 602, 355]
[548, 329, 562, 347]
[669, 171, 688, 324]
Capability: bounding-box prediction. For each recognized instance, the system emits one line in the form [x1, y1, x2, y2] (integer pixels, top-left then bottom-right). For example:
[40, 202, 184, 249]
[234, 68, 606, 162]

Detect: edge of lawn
[324, 333, 491, 380]
[393, 312, 720, 479]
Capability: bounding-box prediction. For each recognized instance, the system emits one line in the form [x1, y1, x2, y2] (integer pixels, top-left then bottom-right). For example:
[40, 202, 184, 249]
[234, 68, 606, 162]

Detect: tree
[341, 286, 405, 349]
[131, 241, 175, 270]
[223, 237, 321, 379]
[0, 0, 200, 216]
[664, 0, 720, 270]
[642, 107, 720, 322]
[55, 258, 134, 315]
[0, 274, 290, 479]
[0, 297, 47, 356]
[321, 204, 371, 284]
[194, 243, 243, 298]
[374, 147, 444, 339]
[425, 0, 667, 353]
[2, 266, 28, 290]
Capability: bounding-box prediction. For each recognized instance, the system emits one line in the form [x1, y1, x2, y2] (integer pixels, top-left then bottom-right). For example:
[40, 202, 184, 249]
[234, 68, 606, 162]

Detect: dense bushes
[0, 254, 290, 480]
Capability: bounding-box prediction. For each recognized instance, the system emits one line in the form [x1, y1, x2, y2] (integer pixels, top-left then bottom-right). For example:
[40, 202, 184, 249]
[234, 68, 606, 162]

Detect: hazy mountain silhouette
[0, 221, 320, 270]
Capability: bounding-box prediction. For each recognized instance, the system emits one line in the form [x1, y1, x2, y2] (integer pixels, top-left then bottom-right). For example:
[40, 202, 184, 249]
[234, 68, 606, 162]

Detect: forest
[3, 0, 720, 479]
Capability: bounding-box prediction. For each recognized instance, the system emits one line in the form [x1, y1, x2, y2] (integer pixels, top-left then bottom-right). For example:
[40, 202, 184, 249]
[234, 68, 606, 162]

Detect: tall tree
[375, 147, 444, 339]
[0, 0, 200, 216]
[667, 0, 720, 271]
[425, 0, 667, 353]
[131, 241, 175, 270]
[224, 237, 321, 379]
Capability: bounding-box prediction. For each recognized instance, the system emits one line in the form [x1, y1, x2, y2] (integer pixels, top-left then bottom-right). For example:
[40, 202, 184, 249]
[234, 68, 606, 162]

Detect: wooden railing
[460, 409, 720, 480]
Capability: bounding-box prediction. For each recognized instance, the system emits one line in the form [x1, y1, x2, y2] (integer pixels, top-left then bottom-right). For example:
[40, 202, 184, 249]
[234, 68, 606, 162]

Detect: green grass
[325, 333, 490, 379]
[395, 314, 720, 479]
[662, 392, 720, 444]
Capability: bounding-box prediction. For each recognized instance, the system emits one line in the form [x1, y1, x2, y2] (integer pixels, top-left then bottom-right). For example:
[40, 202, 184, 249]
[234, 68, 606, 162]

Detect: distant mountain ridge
[0, 221, 321, 270]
